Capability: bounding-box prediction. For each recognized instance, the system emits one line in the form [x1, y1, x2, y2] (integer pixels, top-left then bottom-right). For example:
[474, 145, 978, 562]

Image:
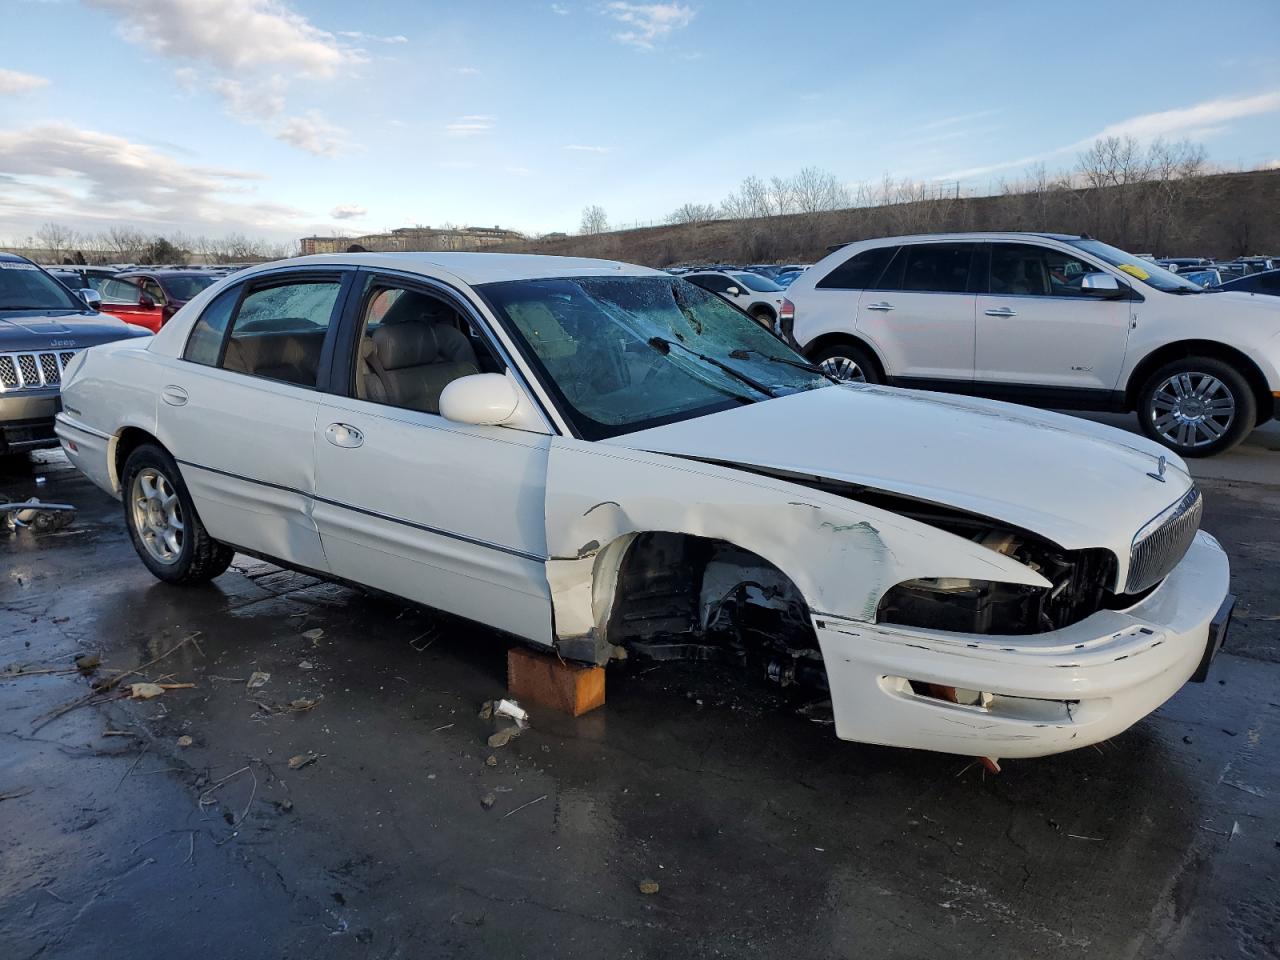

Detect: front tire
[809, 341, 881, 384]
[122, 443, 233, 583]
[749, 307, 776, 331]
[1136, 356, 1255, 457]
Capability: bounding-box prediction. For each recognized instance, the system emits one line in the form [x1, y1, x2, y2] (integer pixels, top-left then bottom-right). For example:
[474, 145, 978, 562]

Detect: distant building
[300, 225, 523, 256]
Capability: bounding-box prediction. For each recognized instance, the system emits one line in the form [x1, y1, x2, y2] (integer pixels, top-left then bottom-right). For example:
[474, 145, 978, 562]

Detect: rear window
[879, 243, 977, 294]
[816, 246, 896, 290]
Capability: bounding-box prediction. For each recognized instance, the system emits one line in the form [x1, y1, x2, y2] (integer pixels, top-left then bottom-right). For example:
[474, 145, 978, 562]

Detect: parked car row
[44, 265, 222, 333]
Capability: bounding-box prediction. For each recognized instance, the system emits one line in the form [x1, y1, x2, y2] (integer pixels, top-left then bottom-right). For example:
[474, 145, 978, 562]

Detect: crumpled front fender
[544, 439, 1049, 662]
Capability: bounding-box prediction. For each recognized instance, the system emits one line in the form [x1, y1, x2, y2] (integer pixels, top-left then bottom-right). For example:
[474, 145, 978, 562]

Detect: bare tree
[35, 222, 77, 262]
[579, 204, 609, 235]
[667, 202, 718, 225]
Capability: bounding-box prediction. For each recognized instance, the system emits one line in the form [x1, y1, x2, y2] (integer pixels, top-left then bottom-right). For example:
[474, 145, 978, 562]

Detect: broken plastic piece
[494, 699, 529, 726]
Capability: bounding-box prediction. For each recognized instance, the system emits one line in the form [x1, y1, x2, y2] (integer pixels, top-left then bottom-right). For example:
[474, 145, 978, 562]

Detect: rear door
[157, 269, 354, 570]
[975, 242, 1132, 393]
[855, 242, 979, 384]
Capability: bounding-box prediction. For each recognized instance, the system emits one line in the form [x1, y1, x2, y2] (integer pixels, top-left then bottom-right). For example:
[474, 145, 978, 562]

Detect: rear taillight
[779, 298, 796, 345]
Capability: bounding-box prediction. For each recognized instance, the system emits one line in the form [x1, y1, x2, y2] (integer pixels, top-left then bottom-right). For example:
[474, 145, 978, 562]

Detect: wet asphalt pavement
[2, 451, 1278, 960]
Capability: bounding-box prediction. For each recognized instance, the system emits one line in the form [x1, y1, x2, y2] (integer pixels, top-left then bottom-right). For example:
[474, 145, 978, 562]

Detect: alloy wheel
[819, 355, 867, 383]
[130, 467, 184, 565]
[1147, 371, 1236, 449]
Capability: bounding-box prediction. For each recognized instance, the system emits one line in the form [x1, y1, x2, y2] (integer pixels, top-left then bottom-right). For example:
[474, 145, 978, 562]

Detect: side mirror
[1081, 272, 1124, 297]
[440, 373, 521, 426]
[79, 288, 102, 310]
[139, 292, 157, 308]
[724, 286, 741, 296]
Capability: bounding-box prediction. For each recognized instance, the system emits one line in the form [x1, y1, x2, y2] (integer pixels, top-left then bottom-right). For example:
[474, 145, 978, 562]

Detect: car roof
[260, 252, 665, 285]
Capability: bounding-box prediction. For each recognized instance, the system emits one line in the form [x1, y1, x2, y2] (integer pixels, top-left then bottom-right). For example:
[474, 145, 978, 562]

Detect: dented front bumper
[815, 531, 1230, 759]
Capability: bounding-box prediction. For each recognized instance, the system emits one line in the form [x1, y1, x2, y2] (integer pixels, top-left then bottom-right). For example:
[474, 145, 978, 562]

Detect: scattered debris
[176, 735, 193, 748]
[129, 683, 166, 700]
[288, 697, 321, 713]
[1, 497, 76, 533]
[288, 753, 319, 770]
[431, 722, 455, 732]
[494, 699, 529, 725]
[0, 787, 34, 802]
[1222, 780, 1266, 798]
[298, 660, 315, 670]
[246, 671, 271, 689]
[478, 701, 493, 721]
[276, 798, 294, 813]
[638, 880, 660, 895]
[101, 729, 135, 738]
[302, 628, 325, 642]
[487, 727, 519, 749]
[501, 794, 547, 819]
[480, 793, 496, 810]
[1067, 834, 1104, 841]
[485, 755, 497, 767]
[75, 653, 100, 672]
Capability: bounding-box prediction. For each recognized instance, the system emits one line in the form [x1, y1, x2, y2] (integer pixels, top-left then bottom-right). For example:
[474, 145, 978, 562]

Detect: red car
[98, 271, 219, 333]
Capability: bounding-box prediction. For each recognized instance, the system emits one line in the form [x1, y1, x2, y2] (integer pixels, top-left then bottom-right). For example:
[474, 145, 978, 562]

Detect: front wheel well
[604, 531, 821, 667]
[1126, 340, 1274, 422]
[800, 333, 887, 380]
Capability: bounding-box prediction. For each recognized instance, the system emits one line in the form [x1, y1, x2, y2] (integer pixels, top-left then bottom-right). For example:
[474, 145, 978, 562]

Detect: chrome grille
[1126, 487, 1203, 593]
[0, 350, 78, 392]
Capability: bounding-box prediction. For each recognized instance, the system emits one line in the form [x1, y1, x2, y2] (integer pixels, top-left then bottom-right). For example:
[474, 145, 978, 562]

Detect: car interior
[354, 287, 500, 414]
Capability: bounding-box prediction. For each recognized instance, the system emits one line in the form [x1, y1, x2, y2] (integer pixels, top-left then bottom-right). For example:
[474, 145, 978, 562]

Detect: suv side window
[816, 246, 897, 290]
[878, 243, 976, 293]
[688, 274, 730, 294]
[218, 279, 343, 388]
[990, 243, 1102, 297]
[98, 277, 142, 303]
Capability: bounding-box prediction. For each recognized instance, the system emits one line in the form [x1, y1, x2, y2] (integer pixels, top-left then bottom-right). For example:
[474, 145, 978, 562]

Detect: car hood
[604, 384, 1193, 552]
[0, 310, 148, 352]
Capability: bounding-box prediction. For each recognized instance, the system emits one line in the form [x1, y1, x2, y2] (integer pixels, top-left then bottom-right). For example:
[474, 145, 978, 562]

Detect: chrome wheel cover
[819, 355, 867, 383]
[1147, 371, 1236, 449]
[130, 467, 184, 565]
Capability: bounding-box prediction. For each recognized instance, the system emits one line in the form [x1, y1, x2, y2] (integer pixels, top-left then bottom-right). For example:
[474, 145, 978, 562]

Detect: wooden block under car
[507, 647, 605, 717]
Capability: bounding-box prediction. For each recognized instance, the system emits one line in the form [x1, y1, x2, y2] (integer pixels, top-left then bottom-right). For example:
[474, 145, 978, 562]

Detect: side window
[219, 280, 341, 388]
[989, 244, 1100, 298]
[1256, 273, 1280, 293]
[353, 281, 498, 414]
[894, 244, 976, 293]
[98, 277, 141, 303]
[141, 278, 166, 304]
[816, 246, 896, 290]
[689, 274, 728, 294]
[183, 286, 240, 366]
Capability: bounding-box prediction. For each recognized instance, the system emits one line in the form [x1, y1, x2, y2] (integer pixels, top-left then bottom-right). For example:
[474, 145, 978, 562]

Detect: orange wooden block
[507, 647, 605, 717]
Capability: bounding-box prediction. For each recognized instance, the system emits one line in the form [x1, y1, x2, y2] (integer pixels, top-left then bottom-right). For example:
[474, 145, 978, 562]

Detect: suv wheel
[122, 443, 234, 583]
[1136, 357, 1255, 457]
[750, 307, 775, 330]
[810, 342, 881, 384]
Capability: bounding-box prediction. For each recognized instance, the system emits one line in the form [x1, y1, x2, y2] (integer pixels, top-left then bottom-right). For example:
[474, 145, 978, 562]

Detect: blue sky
[2, 0, 1278, 244]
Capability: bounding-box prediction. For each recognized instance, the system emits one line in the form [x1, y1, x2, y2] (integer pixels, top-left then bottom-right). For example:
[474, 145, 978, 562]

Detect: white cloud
[551, 2, 570, 12]
[935, 89, 1280, 182]
[337, 30, 408, 44]
[445, 115, 495, 136]
[454, 66, 481, 76]
[914, 109, 999, 133]
[0, 123, 305, 237]
[276, 111, 349, 157]
[211, 76, 286, 123]
[330, 203, 367, 219]
[604, 2, 695, 49]
[86, 0, 361, 79]
[563, 144, 610, 153]
[0, 68, 50, 94]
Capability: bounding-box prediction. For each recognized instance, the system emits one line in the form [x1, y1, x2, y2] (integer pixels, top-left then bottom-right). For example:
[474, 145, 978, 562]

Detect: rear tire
[1135, 356, 1255, 458]
[749, 307, 776, 331]
[121, 443, 233, 583]
[809, 342, 881, 384]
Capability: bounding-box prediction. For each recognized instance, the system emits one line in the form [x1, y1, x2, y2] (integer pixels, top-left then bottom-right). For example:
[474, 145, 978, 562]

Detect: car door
[975, 242, 1133, 393]
[310, 272, 555, 644]
[157, 269, 354, 571]
[99, 277, 164, 332]
[855, 241, 978, 384]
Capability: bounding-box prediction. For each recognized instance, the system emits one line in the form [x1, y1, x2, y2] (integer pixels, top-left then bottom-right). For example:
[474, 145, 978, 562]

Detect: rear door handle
[161, 385, 188, 406]
[865, 301, 895, 312]
[325, 423, 364, 448]
[984, 307, 1017, 317]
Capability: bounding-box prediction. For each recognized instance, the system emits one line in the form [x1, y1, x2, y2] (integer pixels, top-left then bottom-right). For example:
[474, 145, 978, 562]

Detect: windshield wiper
[729, 347, 839, 383]
[648, 336, 776, 398]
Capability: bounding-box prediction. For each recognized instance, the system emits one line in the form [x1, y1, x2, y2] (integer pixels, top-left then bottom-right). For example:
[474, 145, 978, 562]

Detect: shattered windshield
[478, 275, 830, 439]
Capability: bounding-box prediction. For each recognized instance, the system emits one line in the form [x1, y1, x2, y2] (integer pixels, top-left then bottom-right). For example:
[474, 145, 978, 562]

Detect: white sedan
[55, 252, 1232, 762]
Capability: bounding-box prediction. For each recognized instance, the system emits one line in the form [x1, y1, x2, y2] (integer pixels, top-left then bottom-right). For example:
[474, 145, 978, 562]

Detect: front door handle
[161, 385, 188, 406]
[984, 307, 1017, 317]
[325, 423, 364, 449]
[865, 301, 895, 312]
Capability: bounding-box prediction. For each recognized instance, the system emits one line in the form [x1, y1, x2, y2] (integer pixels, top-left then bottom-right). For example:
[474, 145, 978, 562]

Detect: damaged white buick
[55, 253, 1233, 763]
